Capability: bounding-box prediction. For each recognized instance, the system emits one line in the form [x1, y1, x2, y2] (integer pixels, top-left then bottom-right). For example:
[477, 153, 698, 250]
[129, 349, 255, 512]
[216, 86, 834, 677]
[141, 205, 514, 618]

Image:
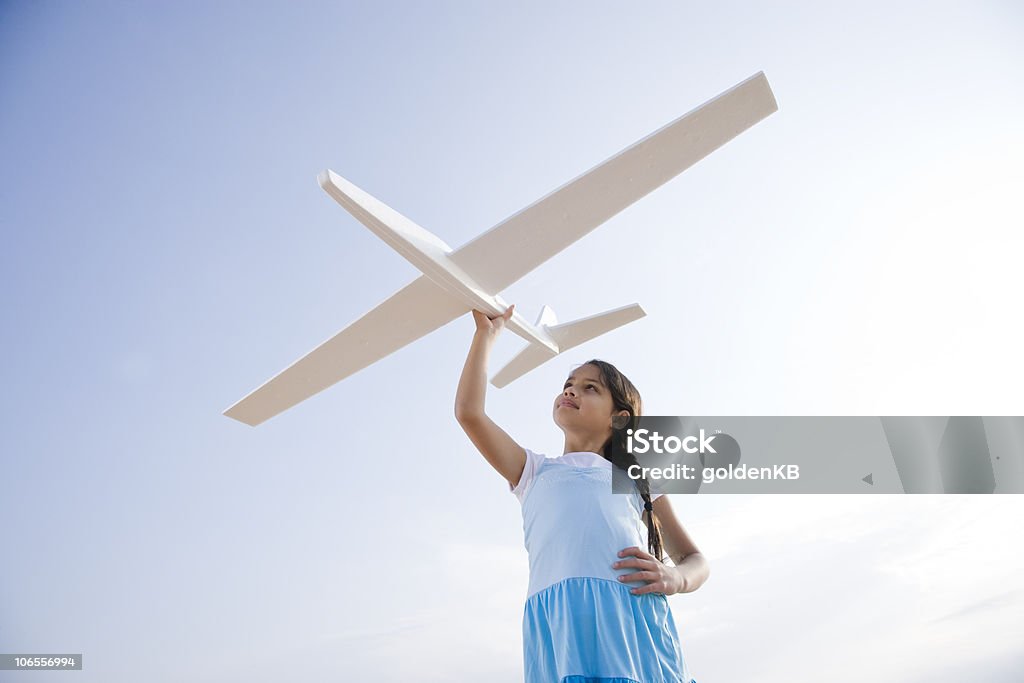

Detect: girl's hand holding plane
[472, 304, 515, 337]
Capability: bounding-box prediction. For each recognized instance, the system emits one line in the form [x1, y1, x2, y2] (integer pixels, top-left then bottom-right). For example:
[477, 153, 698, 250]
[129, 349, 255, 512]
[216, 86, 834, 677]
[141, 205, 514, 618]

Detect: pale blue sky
[2, 1, 1023, 681]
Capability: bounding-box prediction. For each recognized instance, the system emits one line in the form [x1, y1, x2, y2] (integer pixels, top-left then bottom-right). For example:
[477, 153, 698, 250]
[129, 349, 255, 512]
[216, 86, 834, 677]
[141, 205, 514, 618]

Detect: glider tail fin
[490, 303, 646, 387]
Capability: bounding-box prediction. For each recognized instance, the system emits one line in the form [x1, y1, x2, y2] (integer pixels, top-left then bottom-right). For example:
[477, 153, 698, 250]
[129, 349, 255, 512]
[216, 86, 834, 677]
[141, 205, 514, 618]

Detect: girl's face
[553, 363, 623, 437]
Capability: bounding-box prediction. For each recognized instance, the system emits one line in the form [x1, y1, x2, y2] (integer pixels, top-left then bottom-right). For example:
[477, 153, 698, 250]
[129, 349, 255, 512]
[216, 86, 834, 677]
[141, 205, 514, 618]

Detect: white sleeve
[651, 492, 665, 502]
[508, 447, 545, 502]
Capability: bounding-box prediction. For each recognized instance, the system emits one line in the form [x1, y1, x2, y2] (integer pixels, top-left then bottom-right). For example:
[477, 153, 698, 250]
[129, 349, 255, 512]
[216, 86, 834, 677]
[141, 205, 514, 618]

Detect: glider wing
[222, 275, 468, 426]
[448, 71, 778, 293]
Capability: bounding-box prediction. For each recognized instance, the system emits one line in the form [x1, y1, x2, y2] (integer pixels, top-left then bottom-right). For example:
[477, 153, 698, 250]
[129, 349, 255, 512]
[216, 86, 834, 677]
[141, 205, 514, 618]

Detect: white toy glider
[225, 71, 777, 426]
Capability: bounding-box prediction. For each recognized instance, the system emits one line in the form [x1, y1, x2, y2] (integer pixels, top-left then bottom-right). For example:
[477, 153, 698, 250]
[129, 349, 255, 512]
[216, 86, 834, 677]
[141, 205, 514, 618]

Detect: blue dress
[509, 449, 697, 683]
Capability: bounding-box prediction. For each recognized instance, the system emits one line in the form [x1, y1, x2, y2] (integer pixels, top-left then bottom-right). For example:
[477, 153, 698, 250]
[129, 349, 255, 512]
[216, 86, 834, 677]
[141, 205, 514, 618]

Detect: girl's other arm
[454, 307, 527, 489]
[653, 495, 711, 593]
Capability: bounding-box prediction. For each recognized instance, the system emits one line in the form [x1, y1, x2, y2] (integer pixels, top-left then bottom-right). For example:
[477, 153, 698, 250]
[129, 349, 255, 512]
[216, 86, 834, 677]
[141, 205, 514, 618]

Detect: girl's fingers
[613, 559, 655, 571]
[472, 309, 498, 331]
[618, 571, 655, 584]
[630, 582, 664, 595]
[610, 557, 659, 573]
[473, 306, 514, 328]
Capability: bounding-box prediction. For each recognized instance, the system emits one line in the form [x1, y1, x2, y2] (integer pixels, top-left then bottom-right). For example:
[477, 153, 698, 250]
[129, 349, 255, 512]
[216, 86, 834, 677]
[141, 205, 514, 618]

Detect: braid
[604, 416, 666, 563]
[574, 359, 665, 562]
[641, 494, 665, 562]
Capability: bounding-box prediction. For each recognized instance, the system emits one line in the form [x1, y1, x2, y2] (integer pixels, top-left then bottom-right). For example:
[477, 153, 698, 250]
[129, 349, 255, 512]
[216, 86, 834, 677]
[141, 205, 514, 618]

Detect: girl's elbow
[455, 404, 484, 424]
[698, 556, 711, 587]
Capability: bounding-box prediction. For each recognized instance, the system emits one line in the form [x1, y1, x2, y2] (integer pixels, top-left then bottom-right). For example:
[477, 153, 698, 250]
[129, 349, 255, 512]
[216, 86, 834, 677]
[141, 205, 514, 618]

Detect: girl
[455, 304, 710, 683]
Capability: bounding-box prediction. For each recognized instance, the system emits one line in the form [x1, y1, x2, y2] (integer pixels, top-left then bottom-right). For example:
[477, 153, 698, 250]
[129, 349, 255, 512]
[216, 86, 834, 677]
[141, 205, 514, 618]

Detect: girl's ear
[610, 410, 631, 430]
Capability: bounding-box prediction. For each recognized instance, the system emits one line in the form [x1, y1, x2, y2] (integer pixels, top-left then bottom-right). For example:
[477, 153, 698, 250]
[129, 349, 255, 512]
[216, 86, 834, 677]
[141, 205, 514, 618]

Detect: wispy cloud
[931, 589, 1023, 624]
[664, 495, 1024, 683]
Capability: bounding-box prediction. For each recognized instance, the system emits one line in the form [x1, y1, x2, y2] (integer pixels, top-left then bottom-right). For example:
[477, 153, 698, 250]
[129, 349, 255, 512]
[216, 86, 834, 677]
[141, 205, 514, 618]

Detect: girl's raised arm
[455, 306, 527, 489]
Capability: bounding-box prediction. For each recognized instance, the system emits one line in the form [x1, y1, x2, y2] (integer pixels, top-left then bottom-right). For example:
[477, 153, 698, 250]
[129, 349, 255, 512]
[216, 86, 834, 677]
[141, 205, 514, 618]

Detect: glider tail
[490, 303, 646, 387]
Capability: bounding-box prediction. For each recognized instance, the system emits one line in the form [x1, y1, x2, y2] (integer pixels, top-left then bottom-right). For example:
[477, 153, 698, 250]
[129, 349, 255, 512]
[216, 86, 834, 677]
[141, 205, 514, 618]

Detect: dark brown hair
[577, 359, 666, 562]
